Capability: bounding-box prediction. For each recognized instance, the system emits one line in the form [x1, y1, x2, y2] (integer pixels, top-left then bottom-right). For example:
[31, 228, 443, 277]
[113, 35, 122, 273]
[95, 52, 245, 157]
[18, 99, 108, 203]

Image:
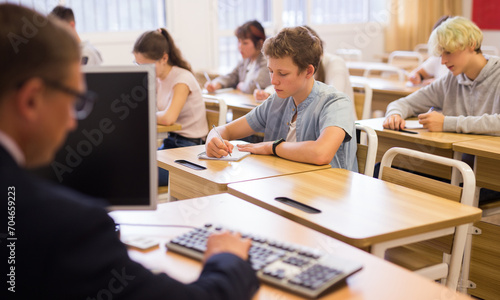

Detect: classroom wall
[79, 1, 500, 71]
[79, 0, 385, 71]
[463, 0, 500, 52]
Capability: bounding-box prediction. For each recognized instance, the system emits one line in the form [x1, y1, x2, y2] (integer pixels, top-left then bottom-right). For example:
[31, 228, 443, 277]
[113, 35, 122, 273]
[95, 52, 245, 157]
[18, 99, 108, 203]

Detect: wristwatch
[272, 138, 285, 157]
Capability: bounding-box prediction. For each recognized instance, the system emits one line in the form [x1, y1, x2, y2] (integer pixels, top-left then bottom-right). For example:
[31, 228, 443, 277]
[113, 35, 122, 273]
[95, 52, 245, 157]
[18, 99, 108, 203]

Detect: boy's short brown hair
[262, 26, 323, 74]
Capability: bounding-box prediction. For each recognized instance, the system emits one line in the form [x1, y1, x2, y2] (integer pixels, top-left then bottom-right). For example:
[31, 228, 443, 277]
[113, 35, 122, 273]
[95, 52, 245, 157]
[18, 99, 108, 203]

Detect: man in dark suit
[0, 4, 258, 299]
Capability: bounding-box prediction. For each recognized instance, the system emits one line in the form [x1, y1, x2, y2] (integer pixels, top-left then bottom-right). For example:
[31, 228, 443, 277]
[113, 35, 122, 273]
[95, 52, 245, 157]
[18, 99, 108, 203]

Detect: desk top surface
[157, 123, 182, 133]
[357, 118, 490, 148]
[374, 52, 430, 63]
[453, 136, 500, 160]
[204, 89, 259, 110]
[110, 194, 473, 300]
[350, 75, 419, 96]
[228, 168, 482, 248]
[157, 144, 331, 185]
[347, 60, 418, 72]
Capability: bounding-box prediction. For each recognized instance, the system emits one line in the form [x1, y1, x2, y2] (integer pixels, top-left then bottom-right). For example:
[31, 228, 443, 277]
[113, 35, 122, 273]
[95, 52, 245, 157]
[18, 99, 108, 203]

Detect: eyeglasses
[44, 80, 97, 120]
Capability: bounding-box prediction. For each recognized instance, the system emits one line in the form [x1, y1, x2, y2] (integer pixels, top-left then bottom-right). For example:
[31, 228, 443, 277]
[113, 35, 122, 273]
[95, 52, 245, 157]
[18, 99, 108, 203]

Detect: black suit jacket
[0, 146, 259, 299]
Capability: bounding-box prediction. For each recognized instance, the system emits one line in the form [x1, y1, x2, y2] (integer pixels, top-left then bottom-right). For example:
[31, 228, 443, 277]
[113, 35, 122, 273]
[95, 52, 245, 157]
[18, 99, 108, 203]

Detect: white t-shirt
[157, 66, 208, 139]
[421, 56, 449, 79]
[80, 41, 103, 66]
[286, 120, 297, 142]
[321, 52, 354, 103]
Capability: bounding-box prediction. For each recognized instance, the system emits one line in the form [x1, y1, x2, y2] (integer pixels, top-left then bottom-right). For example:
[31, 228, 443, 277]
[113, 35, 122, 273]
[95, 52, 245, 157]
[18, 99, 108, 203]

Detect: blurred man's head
[0, 4, 82, 167]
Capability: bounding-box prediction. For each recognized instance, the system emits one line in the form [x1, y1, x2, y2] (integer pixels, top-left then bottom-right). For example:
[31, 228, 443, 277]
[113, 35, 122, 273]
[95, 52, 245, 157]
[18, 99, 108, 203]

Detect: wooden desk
[110, 194, 474, 300]
[441, 138, 500, 299]
[374, 52, 430, 64]
[467, 215, 500, 299]
[350, 76, 420, 113]
[356, 118, 488, 179]
[228, 168, 482, 251]
[157, 144, 330, 200]
[157, 123, 182, 140]
[347, 61, 416, 76]
[205, 89, 259, 120]
[453, 136, 500, 193]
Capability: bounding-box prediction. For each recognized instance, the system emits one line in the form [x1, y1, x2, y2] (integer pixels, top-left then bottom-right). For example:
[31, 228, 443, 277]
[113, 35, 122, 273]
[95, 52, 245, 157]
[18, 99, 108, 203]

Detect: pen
[212, 125, 231, 156]
[204, 72, 211, 83]
[427, 106, 434, 113]
[255, 81, 262, 90]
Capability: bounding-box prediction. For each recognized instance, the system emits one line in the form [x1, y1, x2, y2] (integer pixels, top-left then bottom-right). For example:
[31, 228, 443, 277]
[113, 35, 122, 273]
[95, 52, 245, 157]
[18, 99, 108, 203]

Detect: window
[310, 0, 387, 24]
[282, 0, 306, 27]
[215, 0, 387, 73]
[2, 0, 166, 32]
[216, 0, 272, 74]
[218, 0, 272, 31]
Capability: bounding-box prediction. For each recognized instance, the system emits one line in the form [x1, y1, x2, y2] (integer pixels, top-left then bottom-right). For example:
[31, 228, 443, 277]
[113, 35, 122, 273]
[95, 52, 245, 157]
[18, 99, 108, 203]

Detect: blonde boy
[206, 26, 357, 171]
[384, 17, 500, 135]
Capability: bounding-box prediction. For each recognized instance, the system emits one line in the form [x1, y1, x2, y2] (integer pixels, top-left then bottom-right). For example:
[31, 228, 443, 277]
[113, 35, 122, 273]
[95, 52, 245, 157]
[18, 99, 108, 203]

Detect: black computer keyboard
[165, 224, 363, 299]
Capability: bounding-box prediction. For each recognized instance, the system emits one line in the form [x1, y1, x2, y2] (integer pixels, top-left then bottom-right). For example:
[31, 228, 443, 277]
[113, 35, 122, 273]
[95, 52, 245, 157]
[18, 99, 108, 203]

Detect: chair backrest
[335, 48, 362, 61]
[203, 95, 227, 128]
[352, 83, 372, 120]
[413, 44, 429, 56]
[355, 124, 378, 177]
[379, 147, 475, 205]
[481, 45, 499, 56]
[362, 64, 406, 82]
[388, 50, 424, 67]
[379, 147, 476, 290]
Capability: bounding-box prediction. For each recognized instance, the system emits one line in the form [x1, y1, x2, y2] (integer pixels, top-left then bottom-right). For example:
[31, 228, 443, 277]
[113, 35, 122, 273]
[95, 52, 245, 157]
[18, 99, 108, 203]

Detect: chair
[352, 83, 372, 120]
[375, 147, 476, 291]
[414, 43, 429, 56]
[203, 95, 227, 128]
[481, 45, 499, 56]
[158, 186, 169, 202]
[362, 64, 407, 82]
[388, 51, 424, 68]
[335, 48, 362, 61]
[355, 124, 378, 177]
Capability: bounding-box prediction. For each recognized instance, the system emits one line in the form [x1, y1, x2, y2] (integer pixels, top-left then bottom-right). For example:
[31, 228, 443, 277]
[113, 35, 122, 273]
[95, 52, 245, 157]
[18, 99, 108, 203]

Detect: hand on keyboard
[203, 231, 252, 264]
[167, 224, 363, 298]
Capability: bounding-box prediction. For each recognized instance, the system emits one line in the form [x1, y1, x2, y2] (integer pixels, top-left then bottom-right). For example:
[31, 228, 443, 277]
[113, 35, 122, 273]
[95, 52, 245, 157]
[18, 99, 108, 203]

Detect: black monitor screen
[32, 65, 157, 210]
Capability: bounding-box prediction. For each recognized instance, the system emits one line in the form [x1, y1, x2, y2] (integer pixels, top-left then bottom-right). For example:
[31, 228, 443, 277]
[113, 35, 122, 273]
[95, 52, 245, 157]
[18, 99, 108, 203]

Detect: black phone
[174, 160, 206, 170]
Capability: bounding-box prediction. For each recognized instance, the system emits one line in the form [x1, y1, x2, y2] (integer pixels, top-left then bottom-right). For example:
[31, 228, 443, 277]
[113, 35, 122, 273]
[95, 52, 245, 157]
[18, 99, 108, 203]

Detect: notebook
[198, 140, 251, 161]
[198, 148, 251, 161]
[405, 120, 424, 129]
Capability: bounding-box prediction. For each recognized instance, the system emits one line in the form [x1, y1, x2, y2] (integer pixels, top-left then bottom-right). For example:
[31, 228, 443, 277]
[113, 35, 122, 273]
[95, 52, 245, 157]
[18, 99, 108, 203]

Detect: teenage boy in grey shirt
[384, 16, 500, 136]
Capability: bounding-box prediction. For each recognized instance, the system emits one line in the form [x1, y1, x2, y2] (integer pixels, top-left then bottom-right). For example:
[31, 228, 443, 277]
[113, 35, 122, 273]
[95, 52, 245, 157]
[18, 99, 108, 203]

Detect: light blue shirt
[245, 81, 358, 171]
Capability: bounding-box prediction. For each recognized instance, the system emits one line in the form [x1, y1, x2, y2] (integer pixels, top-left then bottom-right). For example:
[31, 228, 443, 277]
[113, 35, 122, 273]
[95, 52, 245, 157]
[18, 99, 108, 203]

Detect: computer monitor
[32, 65, 158, 210]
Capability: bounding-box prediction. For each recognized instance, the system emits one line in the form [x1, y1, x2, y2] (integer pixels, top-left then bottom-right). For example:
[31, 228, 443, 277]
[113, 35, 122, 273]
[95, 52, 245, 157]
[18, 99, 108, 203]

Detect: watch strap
[272, 138, 285, 156]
